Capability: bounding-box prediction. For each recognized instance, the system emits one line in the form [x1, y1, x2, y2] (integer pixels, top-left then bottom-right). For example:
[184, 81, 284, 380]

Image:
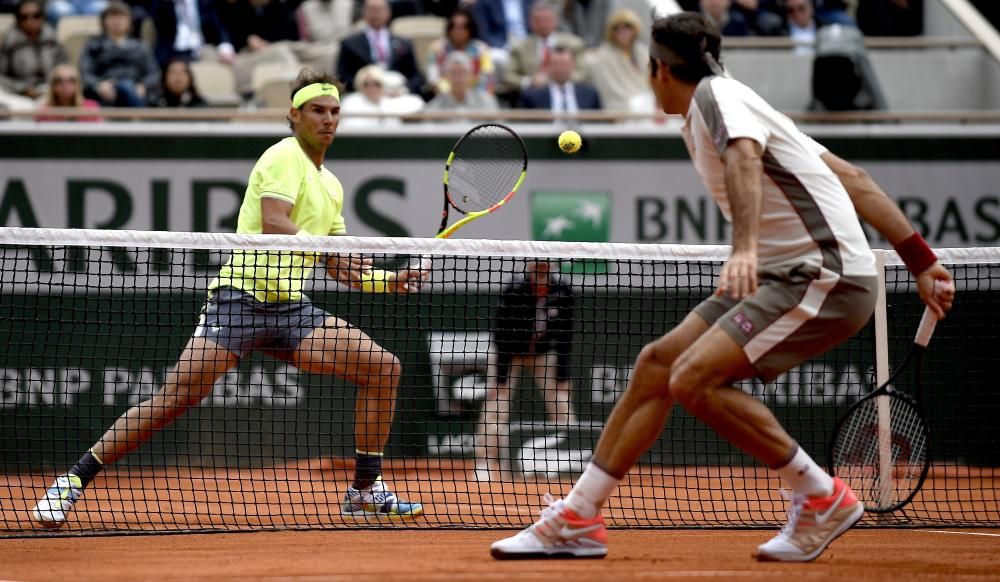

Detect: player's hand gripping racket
[828, 306, 940, 513]
[436, 123, 527, 239]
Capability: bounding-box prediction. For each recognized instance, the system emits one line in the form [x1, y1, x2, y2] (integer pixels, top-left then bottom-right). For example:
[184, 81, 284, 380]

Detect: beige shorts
[694, 262, 878, 383]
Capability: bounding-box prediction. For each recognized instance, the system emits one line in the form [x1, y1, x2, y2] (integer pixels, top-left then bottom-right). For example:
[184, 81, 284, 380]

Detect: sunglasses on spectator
[17, 11, 43, 20]
[362, 80, 382, 88]
[54, 76, 78, 84]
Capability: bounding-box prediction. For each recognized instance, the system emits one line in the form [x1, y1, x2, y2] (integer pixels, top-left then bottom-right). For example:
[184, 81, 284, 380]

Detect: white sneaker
[340, 476, 423, 519]
[756, 477, 865, 562]
[31, 474, 83, 528]
[491, 494, 608, 559]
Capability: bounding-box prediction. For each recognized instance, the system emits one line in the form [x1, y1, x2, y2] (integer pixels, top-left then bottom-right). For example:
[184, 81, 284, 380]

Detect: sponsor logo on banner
[531, 191, 611, 273]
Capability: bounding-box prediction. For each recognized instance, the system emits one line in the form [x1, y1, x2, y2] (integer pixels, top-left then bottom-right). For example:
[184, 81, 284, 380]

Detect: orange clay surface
[2, 528, 1000, 581]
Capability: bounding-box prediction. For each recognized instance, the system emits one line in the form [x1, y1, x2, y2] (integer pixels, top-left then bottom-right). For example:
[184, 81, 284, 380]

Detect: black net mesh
[0, 230, 996, 536]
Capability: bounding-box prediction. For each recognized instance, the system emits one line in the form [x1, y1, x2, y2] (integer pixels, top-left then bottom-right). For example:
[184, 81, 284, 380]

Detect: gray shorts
[194, 287, 331, 360]
[694, 262, 877, 383]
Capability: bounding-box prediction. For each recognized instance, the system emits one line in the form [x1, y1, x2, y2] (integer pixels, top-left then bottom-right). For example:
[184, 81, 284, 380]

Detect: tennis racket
[436, 123, 528, 239]
[828, 306, 939, 513]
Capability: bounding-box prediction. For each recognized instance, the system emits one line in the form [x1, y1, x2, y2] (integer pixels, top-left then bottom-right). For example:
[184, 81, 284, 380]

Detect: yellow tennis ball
[558, 130, 582, 154]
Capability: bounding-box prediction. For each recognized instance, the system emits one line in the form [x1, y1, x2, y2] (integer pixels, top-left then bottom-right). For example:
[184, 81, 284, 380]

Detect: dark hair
[649, 12, 723, 83]
[446, 6, 479, 41]
[101, 0, 131, 20]
[289, 67, 341, 102]
[287, 67, 341, 129]
[159, 58, 204, 107]
[16, 0, 42, 17]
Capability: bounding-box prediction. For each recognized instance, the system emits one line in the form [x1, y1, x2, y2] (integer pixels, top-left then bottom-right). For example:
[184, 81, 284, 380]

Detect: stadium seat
[56, 15, 101, 65]
[251, 62, 296, 107]
[189, 61, 240, 106]
[390, 15, 445, 74]
[0, 13, 14, 39]
[810, 25, 888, 111]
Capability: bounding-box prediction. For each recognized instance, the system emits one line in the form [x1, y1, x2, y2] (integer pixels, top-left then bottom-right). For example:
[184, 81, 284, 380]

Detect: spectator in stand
[0, 0, 67, 109]
[857, 0, 923, 37]
[699, 0, 751, 36]
[337, 0, 423, 95]
[501, 1, 583, 99]
[559, 0, 610, 49]
[426, 6, 495, 95]
[149, 0, 236, 68]
[813, 0, 853, 26]
[585, 8, 650, 112]
[731, 0, 785, 35]
[79, 1, 159, 107]
[147, 57, 206, 106]
[785, 0, 817, 53]
[426, 51, 498, 118]
[46, 0, 107, 25]
[471, 0, 532, 52]
[339, 64, 403, 127]
[519, 45, 600, 116]
[35, 63, 101, 120]
[295, 0, 353, 69]
[219, 0, 305, 96]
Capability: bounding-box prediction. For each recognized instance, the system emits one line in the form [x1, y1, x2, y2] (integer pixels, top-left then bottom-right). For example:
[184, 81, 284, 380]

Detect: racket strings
[448, 126, 525, 213]
[833, 395, 928, 510]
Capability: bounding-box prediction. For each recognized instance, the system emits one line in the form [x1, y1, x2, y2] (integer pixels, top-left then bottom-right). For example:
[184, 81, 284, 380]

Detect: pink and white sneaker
[491, 494, 608, 559]
[756, 477, 865, 562]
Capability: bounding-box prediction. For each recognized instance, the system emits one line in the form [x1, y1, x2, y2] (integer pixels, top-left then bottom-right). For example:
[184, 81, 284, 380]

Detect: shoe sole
[341, 508, 425, 521]
[755, 501, 865, 562]
[31, 509, 68, 529]
[491, 546, 608, 560]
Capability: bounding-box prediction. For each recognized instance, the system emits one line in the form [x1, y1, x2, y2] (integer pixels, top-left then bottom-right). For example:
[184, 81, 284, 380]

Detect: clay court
[2, 460, 999, 581]
[2, 528, 999, 581]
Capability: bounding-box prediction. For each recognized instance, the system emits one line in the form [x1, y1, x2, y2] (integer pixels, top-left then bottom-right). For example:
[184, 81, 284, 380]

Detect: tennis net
[0, 227, 997, 536]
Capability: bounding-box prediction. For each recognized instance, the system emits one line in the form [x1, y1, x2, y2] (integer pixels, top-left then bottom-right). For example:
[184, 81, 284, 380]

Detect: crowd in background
[0, 0, 928, 120]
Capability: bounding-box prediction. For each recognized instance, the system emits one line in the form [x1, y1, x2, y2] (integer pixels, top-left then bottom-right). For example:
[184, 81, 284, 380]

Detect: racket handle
[915, 306, 938, 347]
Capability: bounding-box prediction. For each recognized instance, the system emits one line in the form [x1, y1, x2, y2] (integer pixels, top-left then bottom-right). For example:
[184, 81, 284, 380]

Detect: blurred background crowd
[0, 0, 994, 121]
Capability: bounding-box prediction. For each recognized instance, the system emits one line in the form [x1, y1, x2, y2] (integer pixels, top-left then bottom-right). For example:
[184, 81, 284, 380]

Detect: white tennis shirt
[681, 76, 877, 277]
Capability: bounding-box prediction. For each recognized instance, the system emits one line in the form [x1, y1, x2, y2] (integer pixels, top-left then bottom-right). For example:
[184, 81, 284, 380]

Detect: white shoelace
[778, 489, 807, 538]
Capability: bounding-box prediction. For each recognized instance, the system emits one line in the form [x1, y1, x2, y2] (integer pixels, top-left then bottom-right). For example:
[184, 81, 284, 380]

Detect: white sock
[564, 463, 619, 519]
[774, 446, 835, 497]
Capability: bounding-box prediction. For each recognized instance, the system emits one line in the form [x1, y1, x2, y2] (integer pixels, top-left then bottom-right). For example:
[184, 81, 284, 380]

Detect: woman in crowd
[425, 6, 495, 96]
[585, 8, 652, 112]
[148, 59, 207, 108]
[35, 63, 101, 121]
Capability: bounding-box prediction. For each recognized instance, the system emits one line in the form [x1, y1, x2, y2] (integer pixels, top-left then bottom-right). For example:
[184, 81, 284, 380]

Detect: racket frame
[437, 123, 528, 239]
[827, 307, 939, 513]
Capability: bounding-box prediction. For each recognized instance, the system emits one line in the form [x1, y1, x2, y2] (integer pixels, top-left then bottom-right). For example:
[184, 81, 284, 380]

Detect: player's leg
[475, 351, 516, 481]
[491, 311, 711, 559]
[669, 273, 877, 562]
[533, 352, 573, 427]
[32, 337, 239, 527]
[290, 316, 422, 518]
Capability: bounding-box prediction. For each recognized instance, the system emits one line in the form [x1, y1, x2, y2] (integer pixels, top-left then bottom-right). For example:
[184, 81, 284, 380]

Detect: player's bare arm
[821, 151, 955, 316]
[719, 138, 764, 299]
[260, 197, 301, 235]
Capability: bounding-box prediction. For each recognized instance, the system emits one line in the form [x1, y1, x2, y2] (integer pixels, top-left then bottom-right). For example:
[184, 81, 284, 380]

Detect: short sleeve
[804, 134, 829, 156]
[328, 175, 347, 235]
[253, 145, 300, 205]
[694, 77, 770, 154]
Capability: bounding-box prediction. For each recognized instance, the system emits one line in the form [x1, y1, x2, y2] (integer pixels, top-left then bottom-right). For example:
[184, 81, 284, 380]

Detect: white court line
[919, 530, 1000, 537]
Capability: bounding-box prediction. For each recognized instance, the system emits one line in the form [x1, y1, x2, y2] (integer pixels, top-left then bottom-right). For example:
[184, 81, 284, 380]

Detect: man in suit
[518, 46, 601, 114]
[471, 0, 534, 50]
[150, 0, 235, 67]
[500, 1, 584, 97]
[336, 0, 423, 95]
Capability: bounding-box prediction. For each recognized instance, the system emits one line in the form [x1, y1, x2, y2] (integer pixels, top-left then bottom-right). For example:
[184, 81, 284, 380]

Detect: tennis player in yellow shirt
[32, 68, 427, 526]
